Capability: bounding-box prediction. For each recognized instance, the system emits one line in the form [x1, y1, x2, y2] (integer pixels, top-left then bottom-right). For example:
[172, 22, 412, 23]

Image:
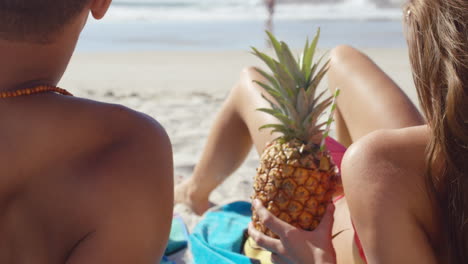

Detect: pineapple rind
[252, 139, 339, 238]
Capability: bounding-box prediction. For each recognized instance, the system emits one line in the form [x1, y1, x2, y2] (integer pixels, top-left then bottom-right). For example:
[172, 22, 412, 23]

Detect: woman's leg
[175, 67, 282, 215]
[328, 45, 424, 147]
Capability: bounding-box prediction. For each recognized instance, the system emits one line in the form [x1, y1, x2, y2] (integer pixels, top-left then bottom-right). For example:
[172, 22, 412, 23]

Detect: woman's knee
[327, 45, 382, 96]
[240, 66, 258, 79]
[237, 66, 267, 95]
[330, 45, 369, 67]
[226, 66, 265, 109]
[328, 45, 374, 79]
[239, 66, 263, 86]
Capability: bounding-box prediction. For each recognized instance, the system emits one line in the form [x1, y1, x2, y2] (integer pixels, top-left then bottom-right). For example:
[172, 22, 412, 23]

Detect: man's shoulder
[60, 96, 173, 182]
[70, 97, 163, 136]
[61, 96, 169, 148]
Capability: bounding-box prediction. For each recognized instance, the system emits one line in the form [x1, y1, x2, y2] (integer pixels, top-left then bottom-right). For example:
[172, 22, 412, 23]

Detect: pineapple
[251, 29, 339, 238]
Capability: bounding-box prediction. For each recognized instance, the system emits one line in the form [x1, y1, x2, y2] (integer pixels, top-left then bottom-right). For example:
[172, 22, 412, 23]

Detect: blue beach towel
[160, 215, 190, 264]
[160, 256, 175, 264]
[189, 201, 258, 264]
[166, 216, 189, 255]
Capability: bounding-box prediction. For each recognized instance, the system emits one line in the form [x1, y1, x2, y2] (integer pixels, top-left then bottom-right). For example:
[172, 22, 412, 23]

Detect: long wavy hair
[405, 0, 468, 262]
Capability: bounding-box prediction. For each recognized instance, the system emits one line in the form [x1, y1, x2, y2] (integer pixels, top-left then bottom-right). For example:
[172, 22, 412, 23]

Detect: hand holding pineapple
[248, 199, 337, 264]
[251, 29, 340, 238]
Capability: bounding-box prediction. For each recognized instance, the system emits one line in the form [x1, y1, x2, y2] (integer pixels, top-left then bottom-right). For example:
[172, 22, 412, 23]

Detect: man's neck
[0, 36, 76, 92]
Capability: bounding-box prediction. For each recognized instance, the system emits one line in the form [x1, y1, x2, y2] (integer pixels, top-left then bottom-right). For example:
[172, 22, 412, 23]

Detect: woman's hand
[248, 199, 336, 264]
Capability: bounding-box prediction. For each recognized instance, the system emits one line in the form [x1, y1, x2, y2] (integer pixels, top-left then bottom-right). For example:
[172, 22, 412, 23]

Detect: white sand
[60, 48, 418, 261]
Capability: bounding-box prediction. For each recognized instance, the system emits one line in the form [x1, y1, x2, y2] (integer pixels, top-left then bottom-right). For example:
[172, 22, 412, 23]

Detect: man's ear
[90, 0, 112, 20]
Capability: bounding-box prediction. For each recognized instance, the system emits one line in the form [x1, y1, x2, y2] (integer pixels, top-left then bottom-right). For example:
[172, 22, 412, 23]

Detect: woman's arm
[342, 129, 438, 264]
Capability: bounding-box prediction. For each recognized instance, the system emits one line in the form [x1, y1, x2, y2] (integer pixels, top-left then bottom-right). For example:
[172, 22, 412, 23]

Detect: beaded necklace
[0, 85, 73, 98]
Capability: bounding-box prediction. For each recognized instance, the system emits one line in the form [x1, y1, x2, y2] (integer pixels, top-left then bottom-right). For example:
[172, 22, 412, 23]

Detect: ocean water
[107, 0, 405, 21]
[76, 0, 408, 51]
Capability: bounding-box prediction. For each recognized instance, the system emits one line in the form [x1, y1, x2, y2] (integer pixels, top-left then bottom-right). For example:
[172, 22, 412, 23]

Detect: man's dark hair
[0, 0, 91, 43]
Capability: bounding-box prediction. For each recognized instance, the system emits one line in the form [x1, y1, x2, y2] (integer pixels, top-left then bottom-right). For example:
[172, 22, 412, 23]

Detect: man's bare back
[0, 94, 172, 263]
[0, 0, 173, 263]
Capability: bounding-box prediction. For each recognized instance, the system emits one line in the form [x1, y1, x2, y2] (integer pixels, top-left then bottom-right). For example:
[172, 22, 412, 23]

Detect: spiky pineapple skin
[252, 139, 338, 238]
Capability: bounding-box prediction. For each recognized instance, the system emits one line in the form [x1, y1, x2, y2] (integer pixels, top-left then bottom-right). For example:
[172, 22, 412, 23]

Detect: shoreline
[77, 19, 407, 52]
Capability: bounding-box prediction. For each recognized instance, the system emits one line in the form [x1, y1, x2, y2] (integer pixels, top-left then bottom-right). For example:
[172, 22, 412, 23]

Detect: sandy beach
[60, 48, 418, 235]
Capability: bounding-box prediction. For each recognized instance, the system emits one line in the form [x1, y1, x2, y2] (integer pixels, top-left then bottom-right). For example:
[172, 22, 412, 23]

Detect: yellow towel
[243, 236, 273, 264]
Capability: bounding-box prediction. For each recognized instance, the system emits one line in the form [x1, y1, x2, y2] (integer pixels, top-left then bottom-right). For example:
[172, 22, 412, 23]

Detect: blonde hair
[405, 0, 468, 262]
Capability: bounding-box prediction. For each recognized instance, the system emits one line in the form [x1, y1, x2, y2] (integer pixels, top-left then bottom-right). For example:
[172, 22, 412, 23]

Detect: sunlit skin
[0, 0, 173, 263]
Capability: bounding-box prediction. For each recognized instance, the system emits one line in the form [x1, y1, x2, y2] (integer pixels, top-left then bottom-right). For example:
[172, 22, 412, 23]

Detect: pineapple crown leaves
[252, 29, 333, 144]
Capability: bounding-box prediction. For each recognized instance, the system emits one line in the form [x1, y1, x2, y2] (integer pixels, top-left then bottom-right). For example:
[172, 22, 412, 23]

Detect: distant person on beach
[264, 0, 276, 33]
[0, 0, 173, 263]
[265, 0, 275, 15]
[176, 0, 467, 263]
